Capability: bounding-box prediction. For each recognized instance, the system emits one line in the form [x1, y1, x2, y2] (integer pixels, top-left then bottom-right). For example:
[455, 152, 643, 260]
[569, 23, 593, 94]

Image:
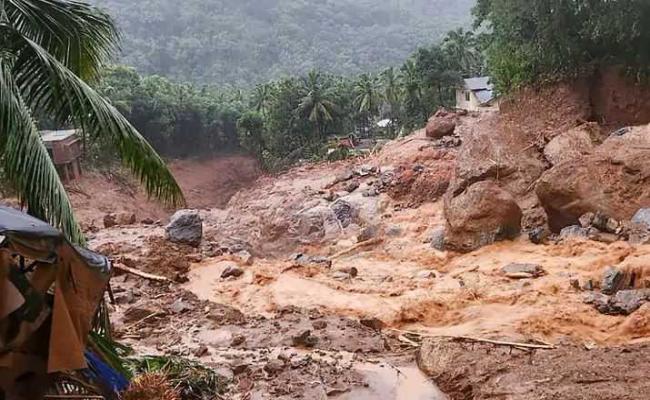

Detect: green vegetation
[89, 0, 475, 85]
[474, 0, 650, 91]
[0, 0, 184, 243]
[98, 28, 483, 170]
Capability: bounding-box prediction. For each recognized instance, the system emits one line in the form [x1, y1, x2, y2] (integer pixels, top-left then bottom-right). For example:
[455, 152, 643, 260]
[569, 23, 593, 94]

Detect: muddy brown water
[342, 363, 446, 400]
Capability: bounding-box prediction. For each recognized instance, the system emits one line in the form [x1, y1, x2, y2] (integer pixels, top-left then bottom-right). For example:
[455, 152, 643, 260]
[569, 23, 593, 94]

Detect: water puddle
[339, 362, 446, 400]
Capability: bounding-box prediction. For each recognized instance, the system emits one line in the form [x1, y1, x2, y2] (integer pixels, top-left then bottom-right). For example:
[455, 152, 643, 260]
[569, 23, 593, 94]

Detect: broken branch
[113, 263, 171, 282]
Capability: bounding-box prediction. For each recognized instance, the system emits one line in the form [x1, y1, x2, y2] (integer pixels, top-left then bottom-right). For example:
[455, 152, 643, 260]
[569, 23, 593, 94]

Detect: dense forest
[88, 0, 649, 173]
[90, 0, 475, 85]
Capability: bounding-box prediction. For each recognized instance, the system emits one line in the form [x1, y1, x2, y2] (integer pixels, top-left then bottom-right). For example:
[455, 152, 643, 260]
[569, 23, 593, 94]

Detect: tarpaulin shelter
[0, 206, 111, 394]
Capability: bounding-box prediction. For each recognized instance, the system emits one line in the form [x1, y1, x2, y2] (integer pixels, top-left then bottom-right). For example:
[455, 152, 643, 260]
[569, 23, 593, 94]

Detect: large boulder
[543, 123, 599, 166]
[291, 203, 341, 244]
[444, 181, 523, 252]
[425, 109, 457, 139]
[536, 124, 650, 232]
[166, 210, 203, 247]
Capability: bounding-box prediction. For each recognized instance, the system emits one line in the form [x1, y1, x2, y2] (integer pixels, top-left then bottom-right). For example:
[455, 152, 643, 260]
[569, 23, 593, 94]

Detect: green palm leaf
[0, 0, 185, 243]
[0, 59, 83, 242]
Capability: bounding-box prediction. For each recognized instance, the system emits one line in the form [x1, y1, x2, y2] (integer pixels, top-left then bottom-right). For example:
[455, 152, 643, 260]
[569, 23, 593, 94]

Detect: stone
[263, 359, 285, 374]
[429, 227, 446, 251]
[292, 205, 341, 242]
[536, 125, 650, 232]
[591, 212, 620, 233]
[334, 266, 358, 278]
[501, 263, 545, 279]
[292, 330, 318, 348]
[608, 290, 650, 315]
[193, 345, 209, 357]
[141, 218, 155, 225]
[385, 225, 403, 237]
[344, 180, 360, 193]
[632, 208, 650, 229]
[231, 334, 246, 346]
[236, 250, 254, 266]
[231, 362, 250, 375]
[221, 264, 244, 279]
[312, 320, 328, 330]
[425, 109, 457, 139]
[360, 317, 385, 331]
[165, 209, 203, 247]
[331, 200, 355, 228]
[357, 225, 378, 242]
[444, 181, 523, 252]
[543, 124, 596, 166]
[103, 214, 117, 228]
[292, 254, 332, 269]
[528, 227, 548, 244]
[560, 225, 589, 239]
[169, 299, 192, 314]
[601, 267, 626, 295]
[116, 213, 137, 225]
[583, 292, 610, 314]
[570, 278, 581, 290]
[416, 270, 437, 280]
[588, 230, 620, 244]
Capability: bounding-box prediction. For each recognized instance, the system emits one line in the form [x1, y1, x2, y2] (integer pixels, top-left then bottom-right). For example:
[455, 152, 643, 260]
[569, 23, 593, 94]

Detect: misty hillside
[91, 0, 475, 85]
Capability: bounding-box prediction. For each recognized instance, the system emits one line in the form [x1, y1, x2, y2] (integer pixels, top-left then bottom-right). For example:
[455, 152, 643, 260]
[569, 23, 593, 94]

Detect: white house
[456, 77, 498, 111]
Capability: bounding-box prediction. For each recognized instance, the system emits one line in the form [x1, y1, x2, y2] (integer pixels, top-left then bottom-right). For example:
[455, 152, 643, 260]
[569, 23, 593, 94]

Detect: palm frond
[0, 58, 84, 243]
[12, 34, 185, 207]
[5, 0, 118, 80]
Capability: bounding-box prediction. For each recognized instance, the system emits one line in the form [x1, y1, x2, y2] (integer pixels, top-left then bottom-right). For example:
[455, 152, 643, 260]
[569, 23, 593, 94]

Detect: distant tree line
[96, 28, 484, 170]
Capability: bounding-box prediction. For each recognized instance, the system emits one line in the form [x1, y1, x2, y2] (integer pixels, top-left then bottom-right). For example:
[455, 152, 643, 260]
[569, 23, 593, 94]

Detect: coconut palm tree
[297, 70, 338, 140]
[0, 0, 184, 243]
[353, 73, 382, 136]
[443, 28, 481, 75]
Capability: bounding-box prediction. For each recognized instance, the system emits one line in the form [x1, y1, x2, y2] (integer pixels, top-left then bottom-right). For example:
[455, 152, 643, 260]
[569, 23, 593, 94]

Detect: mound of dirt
[418, 337, 650, 400]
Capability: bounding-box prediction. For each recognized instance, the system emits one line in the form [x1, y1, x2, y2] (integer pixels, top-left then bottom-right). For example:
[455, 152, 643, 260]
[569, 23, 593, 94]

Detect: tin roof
[40, 129, 78, 143]
[463, 77, 493, 91]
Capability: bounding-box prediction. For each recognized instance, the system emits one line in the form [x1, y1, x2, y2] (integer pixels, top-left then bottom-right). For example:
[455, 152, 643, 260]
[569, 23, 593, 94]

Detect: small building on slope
[41, 129, 83, 181]
[456, 76, 498, 111]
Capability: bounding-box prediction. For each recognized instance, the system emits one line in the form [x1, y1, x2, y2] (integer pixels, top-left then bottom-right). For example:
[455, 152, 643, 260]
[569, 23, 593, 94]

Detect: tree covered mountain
[91, 0, 475, 85]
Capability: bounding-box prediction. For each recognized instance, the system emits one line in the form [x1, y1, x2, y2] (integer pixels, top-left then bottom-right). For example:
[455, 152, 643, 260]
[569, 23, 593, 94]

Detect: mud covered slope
[85, 75, 650, 399]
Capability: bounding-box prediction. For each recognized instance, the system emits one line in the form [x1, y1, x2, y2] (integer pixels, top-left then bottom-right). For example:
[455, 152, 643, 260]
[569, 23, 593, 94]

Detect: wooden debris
[113, 263, 171, 282]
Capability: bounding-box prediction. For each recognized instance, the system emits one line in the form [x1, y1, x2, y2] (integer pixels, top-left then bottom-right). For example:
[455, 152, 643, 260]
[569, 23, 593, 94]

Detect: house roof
[474, 89, 495, 105]
[463, 76, 493, 91]
[40, 129, 78, 143]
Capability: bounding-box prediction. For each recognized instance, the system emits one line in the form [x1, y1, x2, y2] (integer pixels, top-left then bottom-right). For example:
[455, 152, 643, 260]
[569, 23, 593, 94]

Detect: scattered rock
[292, 254, 332, 269]
[169, 299, 192, 314]
[585, 290, 650, 315]
[385, 224, 403, 237]
[560, 225, 589, 239]
[360, 317, 385, 331]
[429, 227, 446, 251]
[312, 320, 328, 330]
[292, 330, 318, 348]
[193, 345, 209, 357]
[357, 225, 378, 242]
[608, 290, 650, 315]
[333, 266, 358, 278]
[444, 181, 523, 252]
[570, 278, 581, 290]
[166, 209, 203, 247]
[231, 334, 246, 346]
[231, 362, 250, 375]
[235, 250, 254, 266]
[103, 214, 117, 228]
[543, 124, 597, 166]
[263, 359, 286, 375]
[590, 212, 620, 233]
[632, 209, 650, 229]
[221, 264, 244, 279]
[501, 263, 545, 279]
[426, 109, 457, 139]
[416, 270, 437, 280]
[344, 180, 360, 193]
[588, 230, 620, 244]
[331, 200, 355, 228]
[601, 267, 626, 295]
[528, 227, 549, 244]
[116, 212, 137, 226]
[141, 218, 155, 225]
